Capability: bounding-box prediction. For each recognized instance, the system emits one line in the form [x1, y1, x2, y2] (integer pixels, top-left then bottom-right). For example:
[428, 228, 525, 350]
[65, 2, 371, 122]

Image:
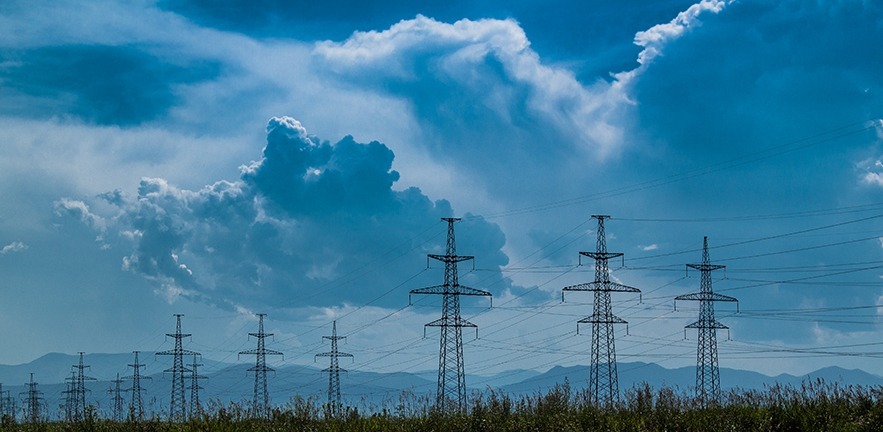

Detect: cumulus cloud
[0, 241, 27, 254]
[315, 15, 627, 159]
[59, 117, 514, 311]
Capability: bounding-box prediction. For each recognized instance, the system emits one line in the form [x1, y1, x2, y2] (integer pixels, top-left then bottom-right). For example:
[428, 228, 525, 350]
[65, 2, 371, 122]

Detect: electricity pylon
[21, 373, 43, 423]
[675, 236, 738, 406]
[239, 313, 283, 419]
[157, 314, 200, 421]
[62, 370, 75, 421]
[123, 351, 151, 421]
[562, 215, 640, 408]
[410, 217, 492, 412]
[315, 320, 352, 417]
[67, 352, 96, 421]
[188, 355, 206, 418]
[108, 373, 125, 422]
[0, 383, 14, 419]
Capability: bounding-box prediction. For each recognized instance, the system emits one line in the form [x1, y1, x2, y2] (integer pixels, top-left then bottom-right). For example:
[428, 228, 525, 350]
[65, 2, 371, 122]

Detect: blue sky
[1, 0, 883, 384]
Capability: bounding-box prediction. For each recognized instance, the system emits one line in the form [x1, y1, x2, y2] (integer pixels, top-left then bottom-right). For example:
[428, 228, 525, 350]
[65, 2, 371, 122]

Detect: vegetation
[3, 379, 883, 431]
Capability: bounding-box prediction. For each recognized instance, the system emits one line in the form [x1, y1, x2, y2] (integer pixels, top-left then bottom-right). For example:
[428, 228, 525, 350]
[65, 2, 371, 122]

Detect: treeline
[2, 380, 882, 431]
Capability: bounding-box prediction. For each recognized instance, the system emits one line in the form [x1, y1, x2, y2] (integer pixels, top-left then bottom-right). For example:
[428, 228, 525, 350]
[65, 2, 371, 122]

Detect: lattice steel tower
[188, 355, 206, 418]
[21, 373, 43, 423]
[240, 313, 283, 418]
[675, 236, 737, 406]
[67, 352, 96, 421]
[124, 351, 150, 420]
[410, 217, 492, 412]
[562, 215, 640, 408]
[157, 314, 200, 421]
[108, 373, 125, 422]
[315, 320, 352, 417]
[0, 383, 13, 419]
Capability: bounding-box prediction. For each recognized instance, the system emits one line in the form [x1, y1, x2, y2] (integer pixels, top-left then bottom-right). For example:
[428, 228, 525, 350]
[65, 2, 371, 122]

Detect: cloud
[60, 117, 514, 311]
[0, 44, 219, 125]
[640, 244, 659, 251]
[0, 241, 27, 254]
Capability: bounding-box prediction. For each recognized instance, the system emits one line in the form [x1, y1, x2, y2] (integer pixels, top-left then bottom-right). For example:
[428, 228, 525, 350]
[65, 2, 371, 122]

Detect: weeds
[1, 379, 881, 431]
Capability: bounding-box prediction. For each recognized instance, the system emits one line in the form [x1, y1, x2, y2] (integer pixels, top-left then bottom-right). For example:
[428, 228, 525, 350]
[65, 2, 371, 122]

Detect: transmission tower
[239, 313, 283, 418]
[562, 215, 640, 408]
[62, 370, 75, 421]
[315, 320, 352, 417]
[188, 355, 206, 418]
[67, 352, 96, 421]
[157, 314, 200, 421]
[108, 373, 125, 422]
[123, 351, 151, 421]
[20, 373, 43, 423]
[0, 383, 15, 419]
[410, 217, 492, 412]
[675, 236, 738, 406]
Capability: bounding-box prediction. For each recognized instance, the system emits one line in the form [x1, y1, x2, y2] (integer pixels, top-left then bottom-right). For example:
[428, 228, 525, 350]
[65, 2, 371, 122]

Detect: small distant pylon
[0, 383, 14, 419]
[0, 383, 13, 419]
[123, 351, 151, 421]
[315, 321, 353, 417]
[108, 373, 125, 422]
[562, 215, 641, 408]
[62, 370, 75, 421]
[410, 217, 492, 412]
[157, 314, 201, 421]
[675, 236, 738, 406]
[188, 355, 207, 418]
[67, 352, 97, 421]
[20, 373, 43, 423]
[239, 313, 283, 418]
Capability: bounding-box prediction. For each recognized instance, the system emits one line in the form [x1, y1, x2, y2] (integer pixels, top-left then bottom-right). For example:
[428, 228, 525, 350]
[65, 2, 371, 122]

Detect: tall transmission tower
[239, 313, 283, 418]
[675, 236, 738, 406]
[188, 355, 206, 418]
[157, 314, 200, 421]
[67, 352, 96, 421]
[315, 320, 352, 417]
[108, 373, 125, 422]
[123, 351, 151, 421]
[562, 215, 640, 408]
[20, 373, 43, 423]
[410, 217, 492, 412]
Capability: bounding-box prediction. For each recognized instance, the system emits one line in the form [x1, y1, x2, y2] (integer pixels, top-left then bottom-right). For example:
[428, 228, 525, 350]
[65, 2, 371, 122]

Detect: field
[2, 380, 882, 431]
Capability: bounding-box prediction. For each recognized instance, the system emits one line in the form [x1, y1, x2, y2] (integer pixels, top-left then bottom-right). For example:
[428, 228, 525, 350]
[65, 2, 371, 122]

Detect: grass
[3, 379, 882, 431]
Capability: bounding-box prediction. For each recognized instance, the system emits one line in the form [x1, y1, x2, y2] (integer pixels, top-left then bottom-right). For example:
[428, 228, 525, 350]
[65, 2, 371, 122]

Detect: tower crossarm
[687, 263, 725, 272]
[424, 316, 478, 328]
[675, 292, 738, 303]
[428, 254, 474, 264]
[579, 251, 624, 261]
[410, 284, 491, 296]
[685, 320, 729, 330]
[563, 281, 640, 293]
[578, 314, 627, 324]
[157, 349, 201, 357]
[315, 351, 353, 358]
[239, 348, 283, 356]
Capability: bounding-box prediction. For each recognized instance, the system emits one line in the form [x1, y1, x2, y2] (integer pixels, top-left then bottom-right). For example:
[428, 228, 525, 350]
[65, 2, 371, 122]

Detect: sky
[1, 0, 883, 389]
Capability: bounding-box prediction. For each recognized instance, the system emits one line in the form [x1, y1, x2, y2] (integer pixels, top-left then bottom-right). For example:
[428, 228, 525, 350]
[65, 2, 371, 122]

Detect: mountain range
[0, 353, 880, 419]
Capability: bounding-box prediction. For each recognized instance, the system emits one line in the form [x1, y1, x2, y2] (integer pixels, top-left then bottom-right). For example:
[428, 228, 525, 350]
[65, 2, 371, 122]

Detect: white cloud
[640, 244, 659, 251]
[0, 241, 27, 254]
[613, 0, 728, 84]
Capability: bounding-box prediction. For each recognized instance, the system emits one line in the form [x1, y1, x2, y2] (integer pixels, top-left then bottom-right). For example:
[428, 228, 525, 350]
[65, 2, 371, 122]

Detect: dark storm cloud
[58, 117, 514, 310]
[0, 44, 219, 125]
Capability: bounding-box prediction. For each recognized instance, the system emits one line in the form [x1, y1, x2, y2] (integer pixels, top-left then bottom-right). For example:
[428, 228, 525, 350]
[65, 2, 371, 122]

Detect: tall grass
[3, 379, 882, 431]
